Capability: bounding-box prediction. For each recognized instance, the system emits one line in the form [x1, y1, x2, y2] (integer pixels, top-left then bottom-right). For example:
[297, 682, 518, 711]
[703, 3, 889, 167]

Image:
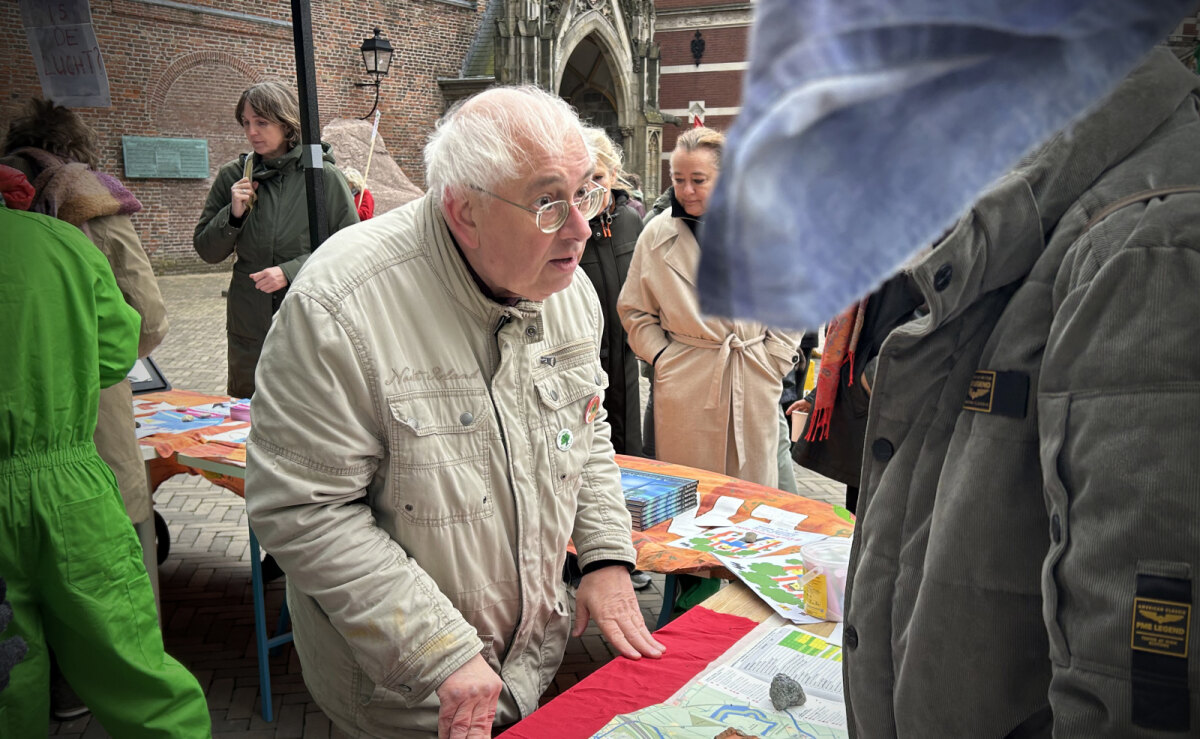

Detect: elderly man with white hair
[245, 85, 664, 738]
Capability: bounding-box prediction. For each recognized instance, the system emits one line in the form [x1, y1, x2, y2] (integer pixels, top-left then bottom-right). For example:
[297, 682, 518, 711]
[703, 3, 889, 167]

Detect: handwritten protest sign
[20, 0, 111, 107]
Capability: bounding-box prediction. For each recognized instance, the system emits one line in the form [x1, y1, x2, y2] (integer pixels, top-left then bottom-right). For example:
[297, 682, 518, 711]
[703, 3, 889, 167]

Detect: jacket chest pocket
[387, 389, 494, 526]
[535, 363, 607, 495]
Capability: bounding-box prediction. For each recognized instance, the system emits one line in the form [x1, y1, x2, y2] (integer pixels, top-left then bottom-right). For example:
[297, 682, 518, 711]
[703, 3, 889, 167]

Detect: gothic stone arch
[554, 4, 646, 188]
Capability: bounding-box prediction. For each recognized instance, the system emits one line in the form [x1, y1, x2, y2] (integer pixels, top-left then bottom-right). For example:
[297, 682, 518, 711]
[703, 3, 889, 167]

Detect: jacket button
[459, 412, 474, 426]
[844, 625, 858, 649]
[525, 325, 538, 337]
[550, 389, 559, 401]
[1051, 513, 1062, 543]
[871, 437, 894, 462]
[933, 263, 953, 292]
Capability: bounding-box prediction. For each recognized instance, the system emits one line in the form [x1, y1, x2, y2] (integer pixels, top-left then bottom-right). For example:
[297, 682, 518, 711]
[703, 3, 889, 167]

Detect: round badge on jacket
[556, 428, 574, 451]
[584, 395, 601, 424]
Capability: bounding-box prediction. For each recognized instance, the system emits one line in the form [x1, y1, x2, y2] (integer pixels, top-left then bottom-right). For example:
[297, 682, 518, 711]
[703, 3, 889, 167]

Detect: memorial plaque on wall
[122, 136, 210, 179]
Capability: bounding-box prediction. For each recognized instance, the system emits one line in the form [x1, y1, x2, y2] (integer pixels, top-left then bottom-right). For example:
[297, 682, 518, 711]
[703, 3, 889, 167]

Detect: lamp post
[355, 28, 393, 120]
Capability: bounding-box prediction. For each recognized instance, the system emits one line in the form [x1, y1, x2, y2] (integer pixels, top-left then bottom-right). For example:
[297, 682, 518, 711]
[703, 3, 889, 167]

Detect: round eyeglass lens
[537, 201, 570, 233]
[579, 186, 605, 220]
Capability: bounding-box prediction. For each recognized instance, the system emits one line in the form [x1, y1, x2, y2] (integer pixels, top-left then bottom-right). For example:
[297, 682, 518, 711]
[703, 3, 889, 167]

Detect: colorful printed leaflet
[716, 551, 829, 624]
[593, 621, 847, 738]
[134, 410, 227, 439]
[668, 522, 825, 559]
[621, 468, 699, 531]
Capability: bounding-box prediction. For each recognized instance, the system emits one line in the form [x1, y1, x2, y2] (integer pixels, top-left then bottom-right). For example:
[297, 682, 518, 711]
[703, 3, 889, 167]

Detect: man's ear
[443, 190, 480, 250]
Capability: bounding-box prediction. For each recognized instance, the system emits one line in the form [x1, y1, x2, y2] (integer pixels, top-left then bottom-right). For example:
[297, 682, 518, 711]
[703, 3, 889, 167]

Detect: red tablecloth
[496, 605, 758, 739]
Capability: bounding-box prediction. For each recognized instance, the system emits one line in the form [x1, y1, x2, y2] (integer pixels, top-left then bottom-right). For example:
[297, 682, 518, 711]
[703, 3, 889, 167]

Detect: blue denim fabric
[698, 0, 1196, 330]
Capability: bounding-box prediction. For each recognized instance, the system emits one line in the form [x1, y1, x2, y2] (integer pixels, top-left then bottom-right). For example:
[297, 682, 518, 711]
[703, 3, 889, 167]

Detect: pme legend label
[1131, 597, 1190, 658]
[964, 370, 996, 412]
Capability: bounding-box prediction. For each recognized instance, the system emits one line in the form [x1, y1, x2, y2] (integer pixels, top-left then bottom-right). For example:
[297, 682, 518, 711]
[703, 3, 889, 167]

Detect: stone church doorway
[559, 35, 621, 147]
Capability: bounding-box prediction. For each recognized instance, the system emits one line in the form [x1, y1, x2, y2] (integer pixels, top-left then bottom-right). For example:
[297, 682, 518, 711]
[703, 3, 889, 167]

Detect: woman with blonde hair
[194, 80, 358, 398]
[618, 127, 801, 487]
[343, 166, 374, 220]
[580, 128, 643, 457]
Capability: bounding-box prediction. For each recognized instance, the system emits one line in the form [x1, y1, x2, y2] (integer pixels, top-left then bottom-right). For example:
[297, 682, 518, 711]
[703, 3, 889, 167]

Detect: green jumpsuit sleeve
[91, 247, 141, 389]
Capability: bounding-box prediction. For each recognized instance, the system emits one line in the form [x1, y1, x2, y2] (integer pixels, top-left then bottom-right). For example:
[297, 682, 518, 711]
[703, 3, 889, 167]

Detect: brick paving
[48, 271, 845, 738]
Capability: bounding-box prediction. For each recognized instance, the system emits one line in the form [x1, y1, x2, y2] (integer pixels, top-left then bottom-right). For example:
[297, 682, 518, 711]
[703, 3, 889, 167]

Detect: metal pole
[291, 0, 328, 252]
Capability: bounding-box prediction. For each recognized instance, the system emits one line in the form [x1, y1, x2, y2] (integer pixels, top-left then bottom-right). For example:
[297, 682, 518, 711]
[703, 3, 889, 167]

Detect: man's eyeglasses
[470, 181, 606, 234]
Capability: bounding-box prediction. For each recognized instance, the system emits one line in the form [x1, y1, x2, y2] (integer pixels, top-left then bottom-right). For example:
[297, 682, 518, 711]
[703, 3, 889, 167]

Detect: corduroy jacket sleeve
[245, 289, 482, 706]
[1038, 193, 1200, 735]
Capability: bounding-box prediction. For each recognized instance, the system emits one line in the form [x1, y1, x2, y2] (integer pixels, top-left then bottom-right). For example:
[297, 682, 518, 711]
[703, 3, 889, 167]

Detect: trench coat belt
[668, 332, 766, 469]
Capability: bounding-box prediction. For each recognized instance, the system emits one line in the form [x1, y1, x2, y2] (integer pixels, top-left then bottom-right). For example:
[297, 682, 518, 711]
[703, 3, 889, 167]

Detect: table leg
[656, 574, 678, 630]
[248, 527, 275, 722]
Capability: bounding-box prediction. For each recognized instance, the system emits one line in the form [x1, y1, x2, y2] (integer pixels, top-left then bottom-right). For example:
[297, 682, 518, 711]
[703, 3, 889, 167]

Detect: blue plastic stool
[248, 527, 293, 722]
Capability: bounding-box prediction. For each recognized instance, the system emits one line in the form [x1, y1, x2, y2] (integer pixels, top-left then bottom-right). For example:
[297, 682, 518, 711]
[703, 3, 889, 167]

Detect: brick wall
[655, 3, 750, 188]
[1, 0, 483, 272]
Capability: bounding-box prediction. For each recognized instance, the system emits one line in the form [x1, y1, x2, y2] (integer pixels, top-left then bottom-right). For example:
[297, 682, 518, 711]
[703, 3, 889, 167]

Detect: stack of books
[620, 468, 699, 531]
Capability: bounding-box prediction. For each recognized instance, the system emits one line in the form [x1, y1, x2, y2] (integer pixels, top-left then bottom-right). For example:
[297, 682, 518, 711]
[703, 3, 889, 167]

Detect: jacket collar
[642, 213, 700, 288]
[244, 141, 336, 180]
[417, 193, 542, 328]
[910, 48, 1199, 329]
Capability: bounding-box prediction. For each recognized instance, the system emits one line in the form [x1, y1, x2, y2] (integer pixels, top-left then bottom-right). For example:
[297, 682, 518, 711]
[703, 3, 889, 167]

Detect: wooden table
[614, 454, 853, 627]
[134, 391, 854, 719]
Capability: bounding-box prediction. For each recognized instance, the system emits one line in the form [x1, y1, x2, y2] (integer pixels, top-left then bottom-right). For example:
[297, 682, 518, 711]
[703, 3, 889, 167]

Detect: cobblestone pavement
[49, 271, 845, 738]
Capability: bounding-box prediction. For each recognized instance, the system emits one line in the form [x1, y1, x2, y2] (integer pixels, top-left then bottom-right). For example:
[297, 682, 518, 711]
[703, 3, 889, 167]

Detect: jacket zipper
[489, 313, 524, 667]
[489, 314, 512, 457]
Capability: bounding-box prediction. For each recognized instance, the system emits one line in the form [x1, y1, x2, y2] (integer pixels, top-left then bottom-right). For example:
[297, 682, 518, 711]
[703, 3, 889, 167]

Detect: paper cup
[789, 411, 809, 443]
[800, 538, 852, 621]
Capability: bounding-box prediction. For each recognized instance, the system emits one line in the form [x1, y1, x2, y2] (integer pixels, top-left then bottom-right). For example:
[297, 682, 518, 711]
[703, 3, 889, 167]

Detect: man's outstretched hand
[573, 565, 665, 660]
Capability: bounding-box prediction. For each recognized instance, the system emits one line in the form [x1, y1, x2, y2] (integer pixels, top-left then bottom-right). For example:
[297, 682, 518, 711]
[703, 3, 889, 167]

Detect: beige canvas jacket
[618, 212, 799, 487]
[245, 194, 636, 737]
[90, 214, 169, 524]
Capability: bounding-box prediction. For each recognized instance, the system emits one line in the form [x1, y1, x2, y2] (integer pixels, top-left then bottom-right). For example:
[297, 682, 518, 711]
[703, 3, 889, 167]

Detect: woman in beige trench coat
[617, 127, 800, 488]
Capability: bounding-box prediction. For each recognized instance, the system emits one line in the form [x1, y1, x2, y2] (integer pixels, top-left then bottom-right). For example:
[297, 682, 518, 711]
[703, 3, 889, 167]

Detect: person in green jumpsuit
[0, 196, 211, 737]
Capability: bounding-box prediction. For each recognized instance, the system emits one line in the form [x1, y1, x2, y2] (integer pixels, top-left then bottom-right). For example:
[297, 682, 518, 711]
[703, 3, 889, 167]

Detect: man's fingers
[624, 621, 666, 658]
[467, 702, 496, 738]
[439, 696, 497, 739]
[596, 611, 665, 660]
[571, 600, 590, 637]
[599, 618, 639, 659]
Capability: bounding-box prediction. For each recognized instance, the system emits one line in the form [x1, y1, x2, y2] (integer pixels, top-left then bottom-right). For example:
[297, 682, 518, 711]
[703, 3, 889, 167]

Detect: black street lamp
[355, 28, 393, 120]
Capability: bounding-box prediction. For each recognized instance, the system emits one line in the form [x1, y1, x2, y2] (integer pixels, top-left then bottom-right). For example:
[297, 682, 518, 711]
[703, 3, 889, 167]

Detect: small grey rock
[742, 531, 758, 543]
[769, 673, 807, 711]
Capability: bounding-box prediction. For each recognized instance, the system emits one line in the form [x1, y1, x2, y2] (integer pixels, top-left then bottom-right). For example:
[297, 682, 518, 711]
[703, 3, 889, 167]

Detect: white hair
[342, 166, 365, 192]
[424, 85, 593, 205]
[582, 126, 633, 191]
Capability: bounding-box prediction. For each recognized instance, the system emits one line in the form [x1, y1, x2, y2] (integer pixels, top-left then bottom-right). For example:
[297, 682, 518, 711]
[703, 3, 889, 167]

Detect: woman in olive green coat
[194, 81, 358, 397]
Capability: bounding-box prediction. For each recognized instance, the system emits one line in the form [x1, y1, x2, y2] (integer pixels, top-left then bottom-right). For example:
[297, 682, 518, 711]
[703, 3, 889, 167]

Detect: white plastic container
[800, 538, 853, 622]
